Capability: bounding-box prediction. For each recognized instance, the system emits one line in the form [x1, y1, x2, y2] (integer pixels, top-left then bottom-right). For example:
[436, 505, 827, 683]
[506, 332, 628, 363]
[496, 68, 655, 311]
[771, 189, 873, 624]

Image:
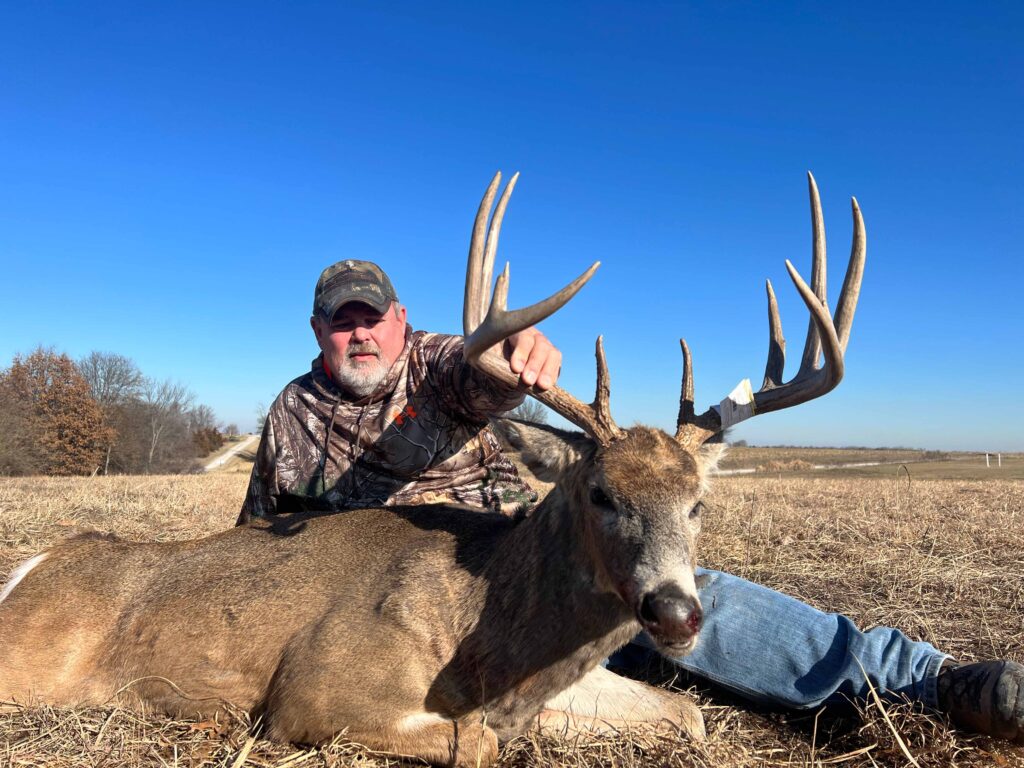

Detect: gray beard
[335, 345, 389, 398]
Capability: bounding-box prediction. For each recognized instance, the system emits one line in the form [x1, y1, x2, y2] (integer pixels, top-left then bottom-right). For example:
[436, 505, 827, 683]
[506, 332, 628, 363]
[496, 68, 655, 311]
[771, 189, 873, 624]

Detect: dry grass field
[1, 464, 1023, 767]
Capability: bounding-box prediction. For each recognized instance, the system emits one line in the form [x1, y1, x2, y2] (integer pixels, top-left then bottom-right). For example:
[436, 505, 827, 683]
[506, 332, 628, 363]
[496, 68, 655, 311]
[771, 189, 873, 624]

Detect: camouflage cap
[312, 260, 399, 319]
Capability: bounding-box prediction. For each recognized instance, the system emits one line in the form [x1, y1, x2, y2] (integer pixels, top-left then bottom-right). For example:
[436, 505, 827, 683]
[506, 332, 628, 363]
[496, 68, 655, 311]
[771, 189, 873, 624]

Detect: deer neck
[449, 485, 638, 727]
[491, 485, 622, 602]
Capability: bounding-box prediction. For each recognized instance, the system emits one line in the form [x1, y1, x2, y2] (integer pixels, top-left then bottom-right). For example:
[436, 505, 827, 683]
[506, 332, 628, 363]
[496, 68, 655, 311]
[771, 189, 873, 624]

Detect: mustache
[347, 343, 381, 358]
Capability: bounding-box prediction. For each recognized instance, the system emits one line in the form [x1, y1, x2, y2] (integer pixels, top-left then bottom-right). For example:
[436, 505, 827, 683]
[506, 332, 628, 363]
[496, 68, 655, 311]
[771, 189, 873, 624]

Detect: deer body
[0, 427, 708, 766]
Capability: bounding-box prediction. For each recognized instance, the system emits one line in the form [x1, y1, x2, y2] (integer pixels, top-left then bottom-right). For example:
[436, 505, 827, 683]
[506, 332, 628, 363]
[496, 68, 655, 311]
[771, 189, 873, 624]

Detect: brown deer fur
[0, 420, 718, 767]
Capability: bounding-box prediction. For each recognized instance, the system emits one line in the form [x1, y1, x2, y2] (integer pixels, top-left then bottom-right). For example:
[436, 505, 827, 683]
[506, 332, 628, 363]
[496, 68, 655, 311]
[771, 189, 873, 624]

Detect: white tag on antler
[712, 378, 756, 430]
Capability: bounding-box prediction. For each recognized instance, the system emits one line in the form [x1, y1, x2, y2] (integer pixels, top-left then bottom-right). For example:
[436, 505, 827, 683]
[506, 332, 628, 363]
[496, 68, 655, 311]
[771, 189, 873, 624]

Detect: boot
[937, 660, 1024, 743]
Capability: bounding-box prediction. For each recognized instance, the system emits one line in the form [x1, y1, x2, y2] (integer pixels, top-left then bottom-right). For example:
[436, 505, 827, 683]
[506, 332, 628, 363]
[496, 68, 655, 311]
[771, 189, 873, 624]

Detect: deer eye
[689, 501, 706, 520]
[589, 486, 613, 508]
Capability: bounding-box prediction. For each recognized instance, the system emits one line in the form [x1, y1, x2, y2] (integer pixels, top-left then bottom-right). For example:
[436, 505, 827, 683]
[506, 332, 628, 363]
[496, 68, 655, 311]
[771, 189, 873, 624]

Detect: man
[238, 259, 556, 524]
[239, 258, 1024, 744]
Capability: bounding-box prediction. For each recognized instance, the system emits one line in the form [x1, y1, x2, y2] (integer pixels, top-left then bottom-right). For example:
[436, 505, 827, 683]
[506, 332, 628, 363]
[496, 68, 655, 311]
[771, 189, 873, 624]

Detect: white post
[986, 453, 990, 468]
[998, 453, 1002, 467]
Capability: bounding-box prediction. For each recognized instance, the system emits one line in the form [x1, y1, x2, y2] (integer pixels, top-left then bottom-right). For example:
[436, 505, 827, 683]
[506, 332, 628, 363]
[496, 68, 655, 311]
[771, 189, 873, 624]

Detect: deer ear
[695, 442, 727, 488]
[490, 417, 596, 482]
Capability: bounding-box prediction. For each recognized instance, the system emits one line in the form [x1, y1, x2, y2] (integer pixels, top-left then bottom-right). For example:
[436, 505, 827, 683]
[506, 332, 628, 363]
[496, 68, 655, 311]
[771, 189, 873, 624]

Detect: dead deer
[0, 172, 864, 767]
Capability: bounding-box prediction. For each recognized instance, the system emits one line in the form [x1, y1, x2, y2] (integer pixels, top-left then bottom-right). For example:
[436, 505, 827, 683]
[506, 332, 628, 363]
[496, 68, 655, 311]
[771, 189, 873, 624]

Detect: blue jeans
[609, 568, 949, 711]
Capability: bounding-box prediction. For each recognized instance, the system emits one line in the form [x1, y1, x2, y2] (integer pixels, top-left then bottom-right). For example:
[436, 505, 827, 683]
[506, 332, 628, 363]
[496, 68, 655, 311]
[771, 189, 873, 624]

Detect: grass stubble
[0, 467, 1022, 767]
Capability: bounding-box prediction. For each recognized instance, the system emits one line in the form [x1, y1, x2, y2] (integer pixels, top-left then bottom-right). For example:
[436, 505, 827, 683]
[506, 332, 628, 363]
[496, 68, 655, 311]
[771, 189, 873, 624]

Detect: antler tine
[674, 339, 720, 451]
[480, 173, 518, 325]
[833, 197, 866, 353]
[464, 172, 502, 334]
[465, 261, 601, 360]
[798, 172, 826, 376]
[781, 259, 843, 387]
[762, 279, 785, 389]
[460, 173, 622, 446]
[677, 339, 695, 427]
[593, 336, 615, 434]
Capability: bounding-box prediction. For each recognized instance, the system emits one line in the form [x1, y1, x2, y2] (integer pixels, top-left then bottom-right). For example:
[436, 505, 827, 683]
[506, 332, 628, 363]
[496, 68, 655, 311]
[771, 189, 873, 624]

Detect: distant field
[721, 445, 950, 468]
[789, 456, 1024, 480]
[720, 446, 1024, 480]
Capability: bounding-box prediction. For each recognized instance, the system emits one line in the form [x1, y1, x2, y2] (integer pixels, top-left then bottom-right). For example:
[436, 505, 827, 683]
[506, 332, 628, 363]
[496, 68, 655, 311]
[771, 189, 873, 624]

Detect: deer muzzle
[637, 583, 703, 654]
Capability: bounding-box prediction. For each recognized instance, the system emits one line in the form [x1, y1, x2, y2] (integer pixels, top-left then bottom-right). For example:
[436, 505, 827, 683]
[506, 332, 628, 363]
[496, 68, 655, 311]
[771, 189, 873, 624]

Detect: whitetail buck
[0, 172, 864, 767]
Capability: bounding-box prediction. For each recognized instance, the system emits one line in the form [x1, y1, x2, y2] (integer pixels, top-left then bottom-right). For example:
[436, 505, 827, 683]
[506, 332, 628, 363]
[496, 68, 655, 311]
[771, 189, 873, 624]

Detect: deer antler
[675, 172, 867, 451]
[463, 172, 623, 446]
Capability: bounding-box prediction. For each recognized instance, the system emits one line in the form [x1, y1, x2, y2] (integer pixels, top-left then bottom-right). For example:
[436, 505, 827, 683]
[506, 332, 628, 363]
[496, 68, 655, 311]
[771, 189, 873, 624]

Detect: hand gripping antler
[463, 172, 624, 446]
[675, 172, 867, 450]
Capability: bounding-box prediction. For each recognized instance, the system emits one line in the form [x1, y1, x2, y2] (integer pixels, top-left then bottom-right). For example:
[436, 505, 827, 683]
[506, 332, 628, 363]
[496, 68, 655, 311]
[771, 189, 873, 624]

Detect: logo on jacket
[392, 405, 417, 427]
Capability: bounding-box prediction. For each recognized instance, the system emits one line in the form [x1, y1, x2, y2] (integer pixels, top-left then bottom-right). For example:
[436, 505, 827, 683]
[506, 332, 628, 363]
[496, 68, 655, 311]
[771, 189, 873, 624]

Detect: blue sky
[1, 2, 1021, 450]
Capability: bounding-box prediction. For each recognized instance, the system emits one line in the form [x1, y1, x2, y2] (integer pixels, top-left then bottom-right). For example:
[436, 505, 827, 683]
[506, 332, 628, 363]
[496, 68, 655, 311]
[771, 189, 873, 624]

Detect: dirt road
[203, 434, 259, 472]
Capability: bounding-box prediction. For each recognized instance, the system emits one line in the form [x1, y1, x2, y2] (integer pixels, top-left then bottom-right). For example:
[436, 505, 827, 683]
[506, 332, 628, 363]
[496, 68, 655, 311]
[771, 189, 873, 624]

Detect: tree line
[0, 348, 238, 476]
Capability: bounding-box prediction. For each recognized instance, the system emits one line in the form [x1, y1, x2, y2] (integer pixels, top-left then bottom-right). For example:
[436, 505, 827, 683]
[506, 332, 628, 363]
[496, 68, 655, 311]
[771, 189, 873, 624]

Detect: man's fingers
[535, 348, 562, 391]
[508, 332, 535, 375]
[505, 328, 562, 389]
[522, 337, 560, 390]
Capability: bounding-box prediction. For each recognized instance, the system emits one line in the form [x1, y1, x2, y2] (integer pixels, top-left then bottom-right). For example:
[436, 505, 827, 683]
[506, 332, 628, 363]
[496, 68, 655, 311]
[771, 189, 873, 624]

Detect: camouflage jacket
[236, 328, 538, 527]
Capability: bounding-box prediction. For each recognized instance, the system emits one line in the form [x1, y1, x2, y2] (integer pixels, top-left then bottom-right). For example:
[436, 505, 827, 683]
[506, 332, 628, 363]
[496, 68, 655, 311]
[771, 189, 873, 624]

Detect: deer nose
[638, 585, 702, 643]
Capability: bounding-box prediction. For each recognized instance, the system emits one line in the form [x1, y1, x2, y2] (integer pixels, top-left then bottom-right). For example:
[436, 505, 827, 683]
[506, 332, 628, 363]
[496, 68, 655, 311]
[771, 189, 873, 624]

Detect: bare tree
[77, 352, 145, 406]
[77, 352, 145, 474]
[254, 402, 268, 433]
[189, 404, 219, 433]
[141, 379, 195, 473]
[189, 404, 225, 457]
[506, 399, 549, 424]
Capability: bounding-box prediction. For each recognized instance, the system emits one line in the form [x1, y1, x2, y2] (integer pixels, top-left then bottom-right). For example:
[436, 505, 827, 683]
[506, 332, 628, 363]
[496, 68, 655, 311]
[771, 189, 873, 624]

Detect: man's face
[311, 301, 408, 398]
